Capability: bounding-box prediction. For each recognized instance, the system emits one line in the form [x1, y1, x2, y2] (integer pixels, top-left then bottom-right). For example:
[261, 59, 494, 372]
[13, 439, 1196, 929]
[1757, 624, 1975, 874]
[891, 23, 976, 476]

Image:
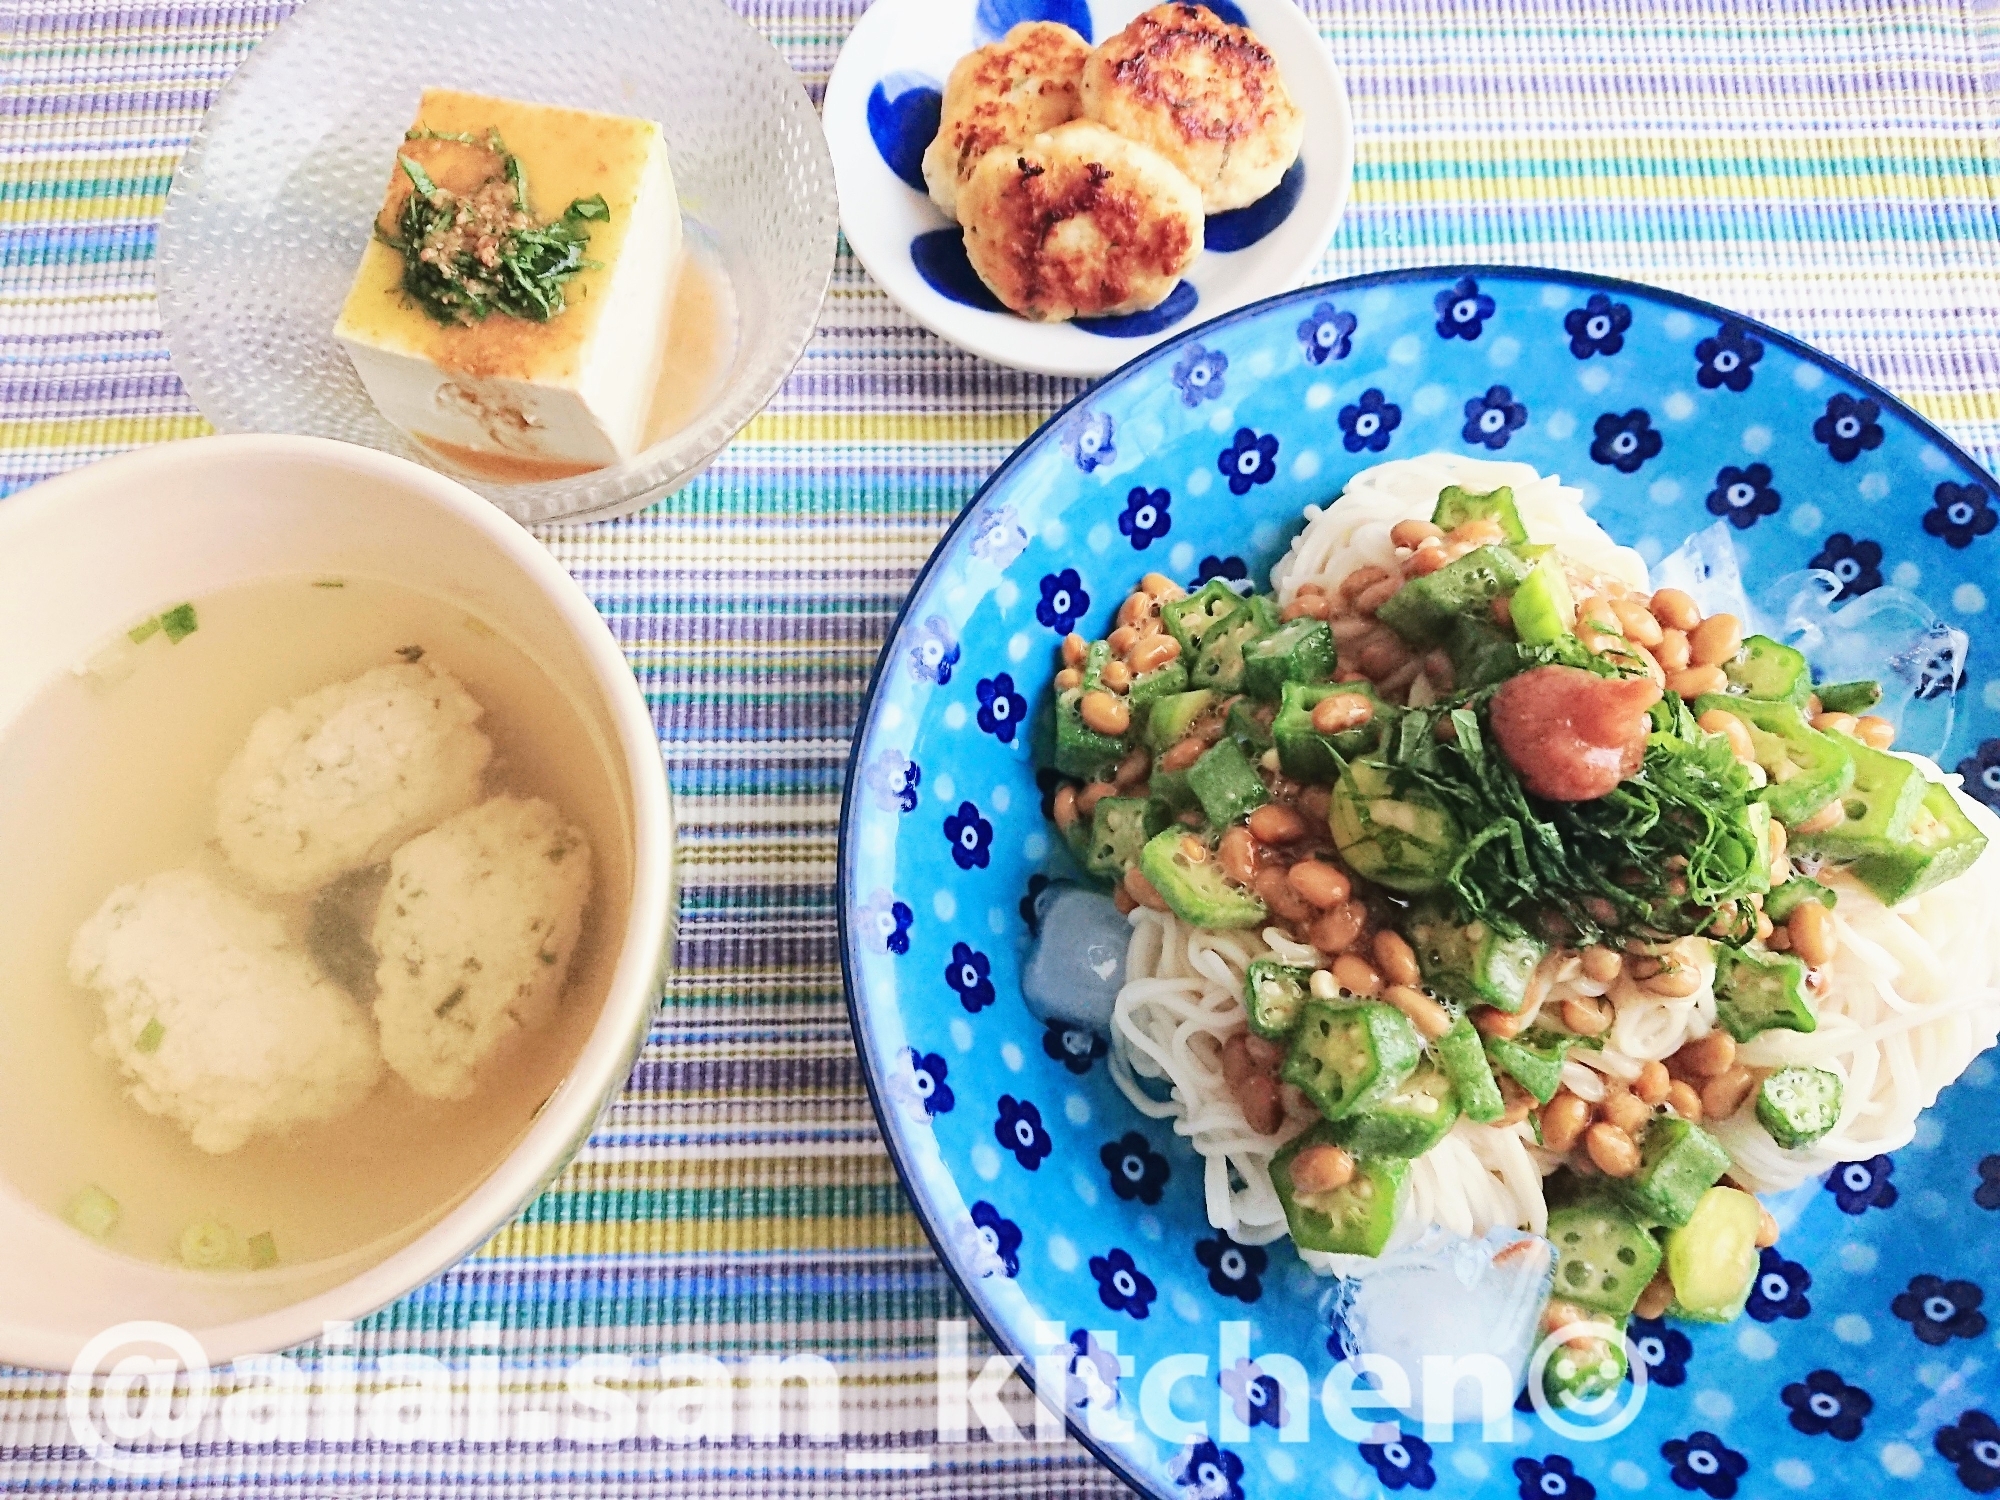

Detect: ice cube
[1323, 1225, 1554, 1427]
[1021, 883, 1128, 1032]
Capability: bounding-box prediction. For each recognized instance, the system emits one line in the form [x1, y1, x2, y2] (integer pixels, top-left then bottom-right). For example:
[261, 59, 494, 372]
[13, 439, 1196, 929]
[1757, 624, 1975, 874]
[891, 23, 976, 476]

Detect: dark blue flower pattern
[1036, 568, 1090, 634]
[1746, 1247, 1812, 1322]
[944, 800, 992, 870]
[1193, 1231, 1266, 1303]
[1782, 1369, 1872, 1441]
[1827, 1154, 1899, 1213]
[1893, 1274, 1988, 1346]
[866, 749, 922, 813]
[908, 614, 960, 684]
[1194, 555, 1251, 593]
[1339, 388, 1402, 453]
[905, 1048, 954, 1116]
[975, 672, 1027, 743]
[1218, 427, 1280, 494]
[1042, 1022, 1106, 1074]
[1089, 1246, 1157, 1319]
[859, 890, 913, 955]
[1172, 344, 1229, 406]
[1952, 740, 2000, 812]
[1936, 1409, 2000, 1494]
[1564, 292, 1631, 359]
[1926, 481, 1998, 549]
[1463, 384, 1529, 450]
[1064, 409, 1116, 472]
[1361, 1429, 1436, 1491]
[1628, 1317, 1692, 1388]
[1814, 392, 1885, 463]
[1695, 322, 1764, 393]
[1172, 1438, 1245, 1500]
[1434, 275, 1494, 341]
[1704, 462, 1780, 529]
[1118, 486, 1172, 550]
[1297, 301, 1356, 365]
[1979, 1154, 2000, 1210]
[1661, 1432, 1748, 1498]
[967, 1201, 1022, 1278]
[1809, 532, 1884, 599]
[945, 941, 993, 1013]
[1066, 1329, 1123, 1414]
[1590, 409, 1664, 473]
[1101, 1130, 1170, 1204]
[1220, 1358, 1285, 1432]
[1515, 1454, 1596, 1500]
[994, 1094, 1051, 1170]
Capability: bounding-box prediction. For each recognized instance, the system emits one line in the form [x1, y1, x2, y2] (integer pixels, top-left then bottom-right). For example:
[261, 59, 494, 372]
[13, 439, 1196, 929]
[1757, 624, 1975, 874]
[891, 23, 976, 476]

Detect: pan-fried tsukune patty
[1081, 3, 1304, 213]
[922, 20, 1091, 223]
[958, 120, 1203, 322]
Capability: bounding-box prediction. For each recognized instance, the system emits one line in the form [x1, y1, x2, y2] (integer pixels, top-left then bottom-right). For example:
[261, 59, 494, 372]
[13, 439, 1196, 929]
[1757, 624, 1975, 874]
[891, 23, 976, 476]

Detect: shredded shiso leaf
[134, 1018, 165, 1054]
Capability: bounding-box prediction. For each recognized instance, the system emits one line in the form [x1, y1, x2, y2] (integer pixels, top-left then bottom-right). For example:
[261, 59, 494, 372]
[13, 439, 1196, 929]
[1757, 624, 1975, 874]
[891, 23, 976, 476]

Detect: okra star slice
[1755, 1064, 1843, 1149]
[1272, 1124, 1411, 1255]
[1325, 1061, 1461, 1157]
[1136, 827, 1268, 929]
[1692, 694, 1854, 829]
[1186, 736, 1270, 827]
[1372, 544, 1531, 647]
[1244, 959, 1314, 1041]
[1409, 907, 1544, 1012]
[1189, 593, 1279, 694]
[1281, 1000, 1424, 1120]
[1546, 1195, 1663, 1316]
[1243, 616, 1336, 701]
[1713, 945, 1815, 1042]
[1609, 1116, 1732, 1228]
[1162, 579, 1252, 659]
[1849, 778, 1989, 904]
[1431, 483, 1528, 544]
[1724, 635, 1812, 706]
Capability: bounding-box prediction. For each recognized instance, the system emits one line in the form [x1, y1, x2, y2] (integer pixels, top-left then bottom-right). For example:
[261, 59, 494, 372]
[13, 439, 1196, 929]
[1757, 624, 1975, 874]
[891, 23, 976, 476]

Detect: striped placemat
[3, 0, 1998, 1493]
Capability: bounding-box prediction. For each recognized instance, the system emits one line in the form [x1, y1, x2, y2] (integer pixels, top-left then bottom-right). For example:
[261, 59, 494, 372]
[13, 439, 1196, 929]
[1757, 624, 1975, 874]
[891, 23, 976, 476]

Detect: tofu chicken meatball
[922, 20, 1090, 223]
[1081, 3, 1305, 212]
[958, 120, 1203, 321]
[214, 661, 492, 895]
[371, 796, 593, 1101]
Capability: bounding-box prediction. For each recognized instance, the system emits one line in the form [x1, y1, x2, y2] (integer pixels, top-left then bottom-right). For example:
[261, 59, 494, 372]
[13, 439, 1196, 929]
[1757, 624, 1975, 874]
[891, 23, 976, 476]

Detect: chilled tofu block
[334, 88, 682, 472]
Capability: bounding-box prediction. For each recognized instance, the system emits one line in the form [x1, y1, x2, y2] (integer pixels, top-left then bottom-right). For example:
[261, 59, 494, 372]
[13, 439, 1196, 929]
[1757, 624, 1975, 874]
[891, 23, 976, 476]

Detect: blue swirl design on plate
[974, 0, 1092, 43]
[1077, 281, 1200, 339]
[908, 227, 1200, 335]
[911, 228, 1006, 312]
[842, 266, 2000, 1500]
[1205, 159, 1306, 252]
[867, 71, 942, 194]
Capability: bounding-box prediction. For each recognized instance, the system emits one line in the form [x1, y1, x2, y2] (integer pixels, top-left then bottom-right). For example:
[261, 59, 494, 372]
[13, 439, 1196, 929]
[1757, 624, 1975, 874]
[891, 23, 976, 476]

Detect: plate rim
[835, 260, 2000, 1498]
[820, 0, 1355, 378]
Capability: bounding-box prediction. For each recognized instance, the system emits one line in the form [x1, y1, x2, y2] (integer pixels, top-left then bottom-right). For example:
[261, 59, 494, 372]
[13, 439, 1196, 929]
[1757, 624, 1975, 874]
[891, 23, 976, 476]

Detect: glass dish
[158, 0, 837, 525]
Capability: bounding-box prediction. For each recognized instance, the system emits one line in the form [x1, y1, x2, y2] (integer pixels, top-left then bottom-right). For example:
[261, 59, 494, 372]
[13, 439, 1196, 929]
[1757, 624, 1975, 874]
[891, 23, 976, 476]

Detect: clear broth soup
[0, 575, 632, 1268]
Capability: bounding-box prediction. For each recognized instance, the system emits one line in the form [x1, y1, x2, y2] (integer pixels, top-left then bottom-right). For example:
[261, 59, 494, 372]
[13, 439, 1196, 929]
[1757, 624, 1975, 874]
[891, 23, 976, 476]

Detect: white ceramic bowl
[822, 0, 1352, 377]
[0, 435, 674, 1371]
[157, 0, 838, 526]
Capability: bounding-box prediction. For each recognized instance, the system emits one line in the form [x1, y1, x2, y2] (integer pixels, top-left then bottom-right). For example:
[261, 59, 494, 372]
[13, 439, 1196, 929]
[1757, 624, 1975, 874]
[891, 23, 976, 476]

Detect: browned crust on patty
[1081, 3, 1302, 210]
[959, 122, 1201, 321]
[924, 21, 1089, 218]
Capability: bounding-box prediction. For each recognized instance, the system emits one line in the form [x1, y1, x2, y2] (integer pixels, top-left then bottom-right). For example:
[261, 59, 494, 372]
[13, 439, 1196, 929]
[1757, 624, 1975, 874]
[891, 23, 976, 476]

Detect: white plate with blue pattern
[822, 0, 1352, 376]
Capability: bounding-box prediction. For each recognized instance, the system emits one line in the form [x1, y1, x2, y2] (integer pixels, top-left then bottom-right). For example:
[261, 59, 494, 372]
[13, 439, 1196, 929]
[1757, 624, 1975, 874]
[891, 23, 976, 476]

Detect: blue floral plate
[838, 267, 2000, 1499]
[821, 0, 1351, 377]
